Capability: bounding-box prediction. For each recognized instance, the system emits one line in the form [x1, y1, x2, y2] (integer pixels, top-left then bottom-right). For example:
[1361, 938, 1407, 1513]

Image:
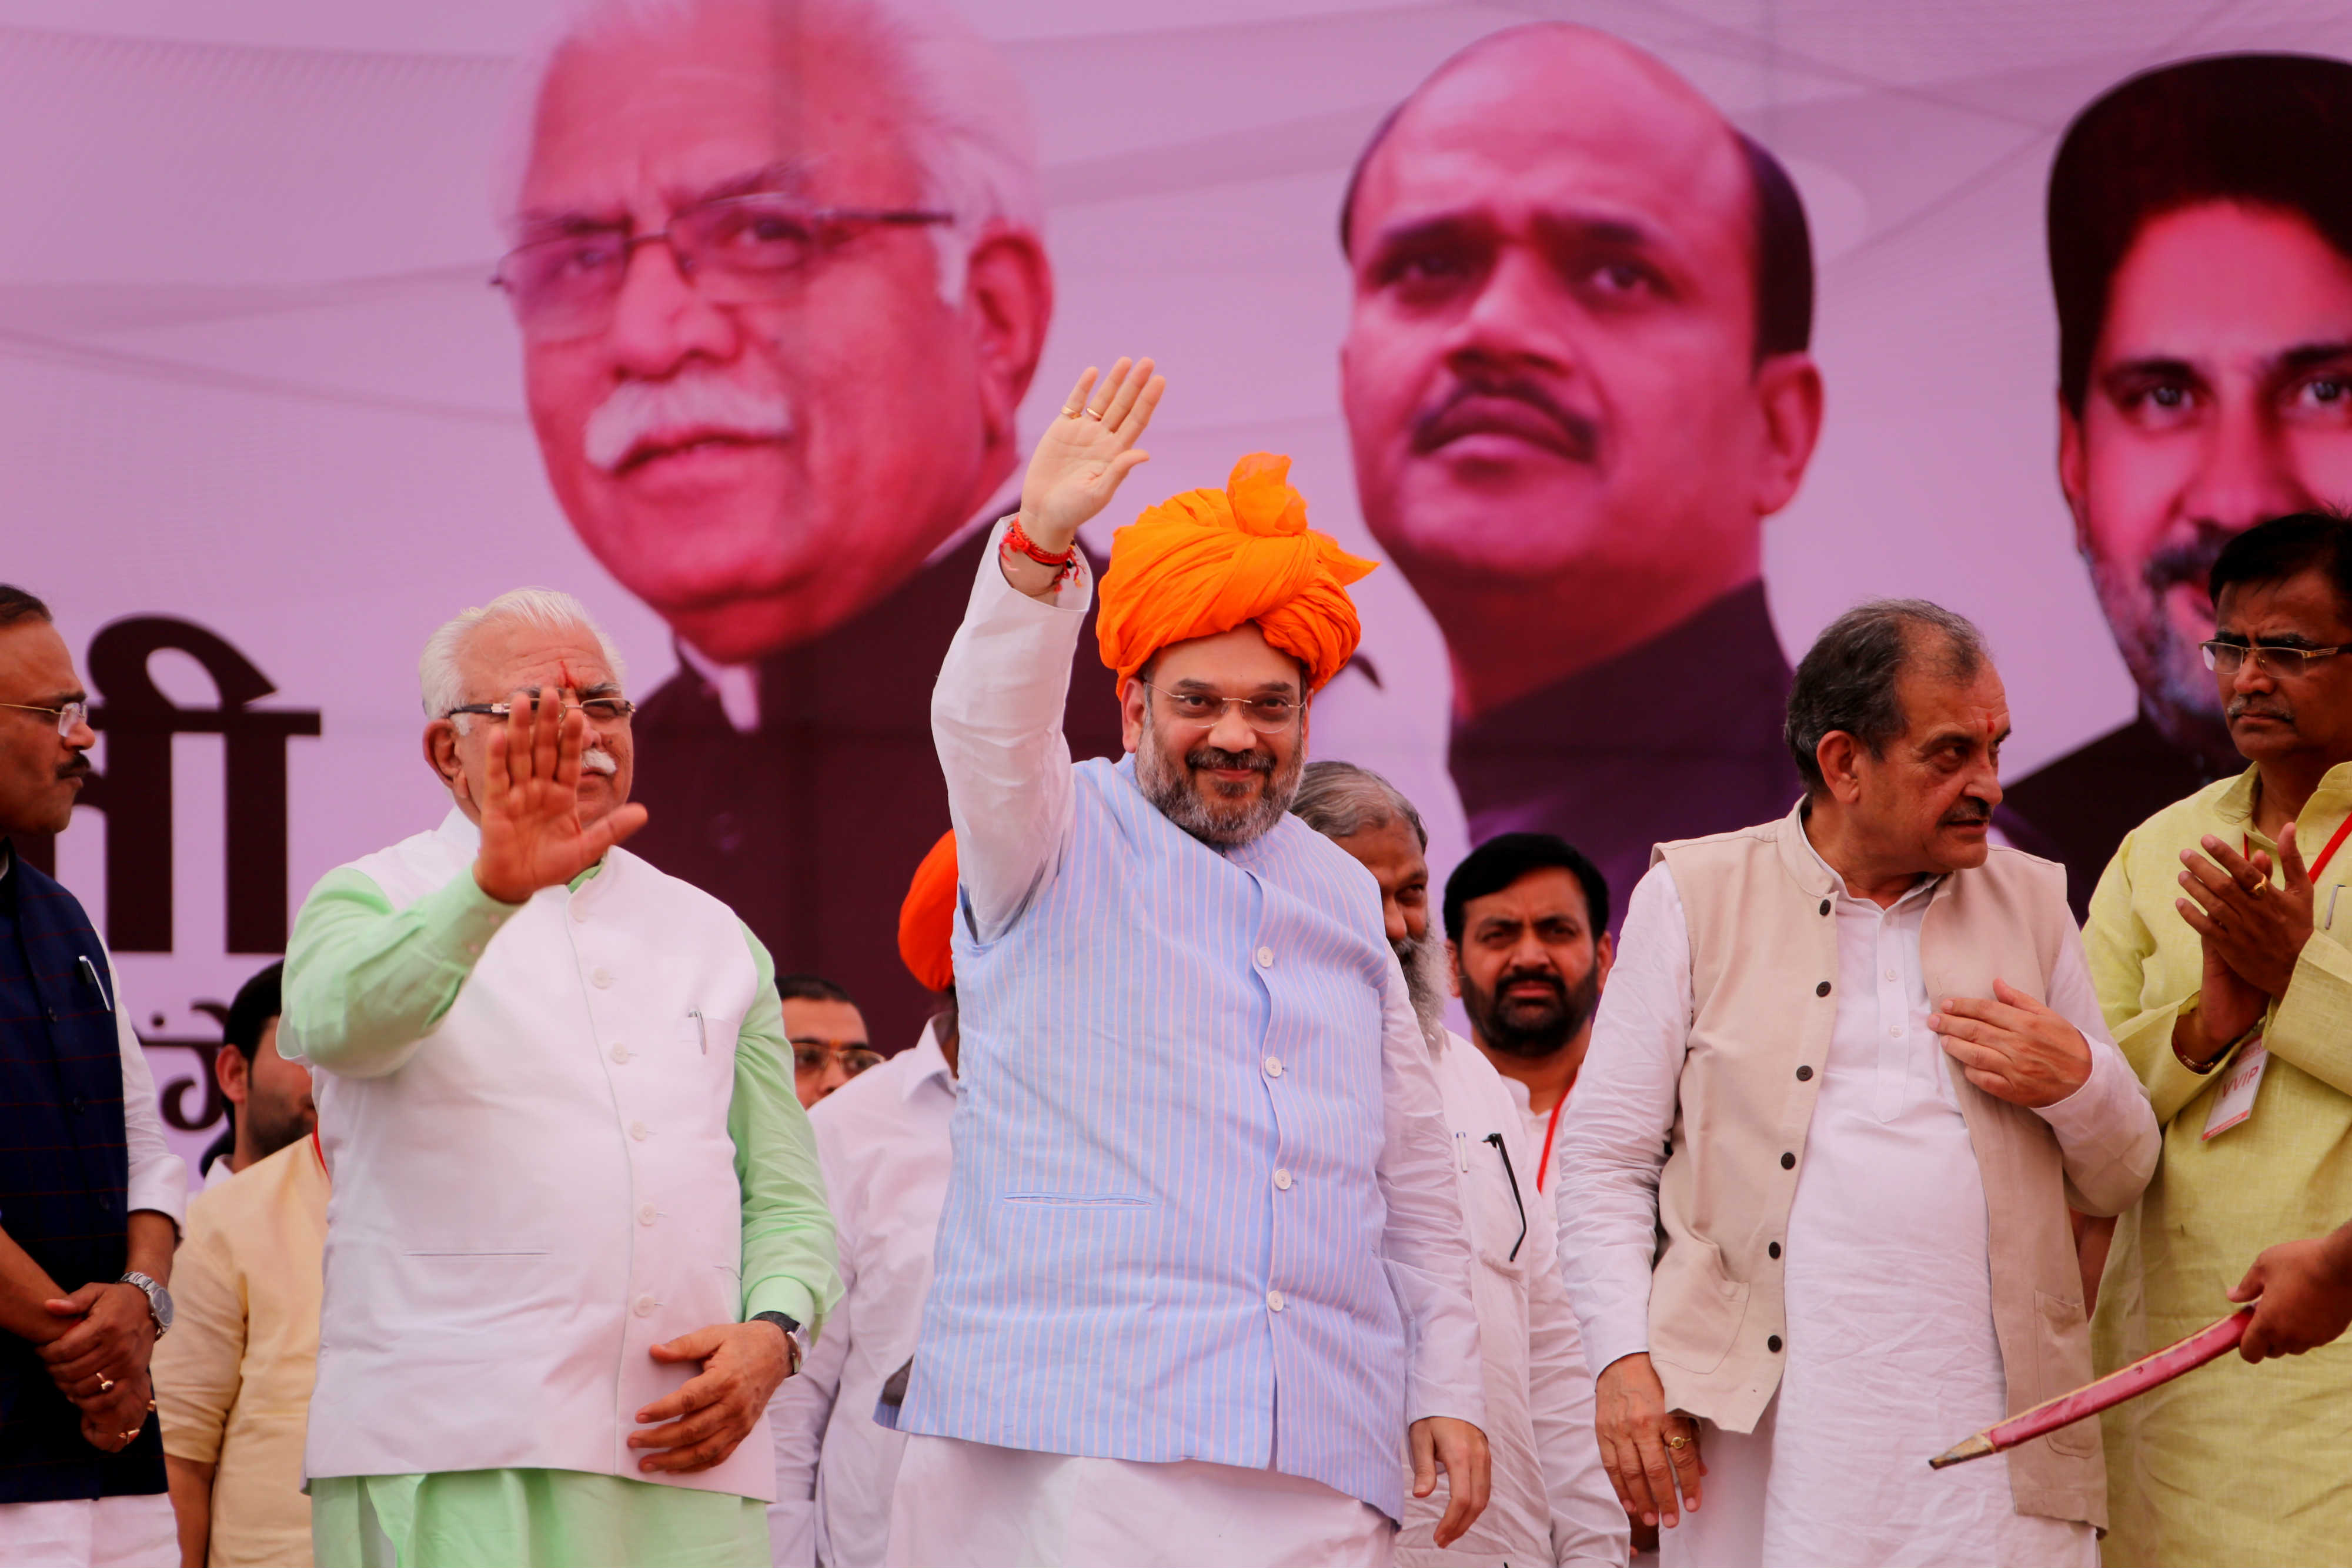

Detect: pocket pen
[77, 954, 112, 1011]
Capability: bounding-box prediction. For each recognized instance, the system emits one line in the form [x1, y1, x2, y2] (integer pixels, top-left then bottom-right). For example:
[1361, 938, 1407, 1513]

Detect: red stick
[1928, 1308, 2252, 1469]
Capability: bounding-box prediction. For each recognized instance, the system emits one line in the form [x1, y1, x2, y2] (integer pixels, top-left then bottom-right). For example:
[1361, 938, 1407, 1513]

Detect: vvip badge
[2203, 1036, 2268, 1141]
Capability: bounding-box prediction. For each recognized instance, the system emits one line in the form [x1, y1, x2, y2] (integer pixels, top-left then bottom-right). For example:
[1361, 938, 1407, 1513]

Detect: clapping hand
[2177, 826, 2315, 1000]
[1007, 357, 1166, 579]
[470, 688, 647, 905]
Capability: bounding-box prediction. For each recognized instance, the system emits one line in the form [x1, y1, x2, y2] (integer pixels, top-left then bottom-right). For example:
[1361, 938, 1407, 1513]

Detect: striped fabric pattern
[901, 757, 1411, 1518]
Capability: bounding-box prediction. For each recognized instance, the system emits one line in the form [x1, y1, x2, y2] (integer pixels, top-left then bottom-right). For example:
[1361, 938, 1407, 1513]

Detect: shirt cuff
[125, 1156, 189, 1232]
[745, 1275, 820, 1328]
[421, 864, 530, 961]
[2032, 1032, 2141, 1147]
[1579, 1306, 1653, 1384]
[971, 516, 1095, 620]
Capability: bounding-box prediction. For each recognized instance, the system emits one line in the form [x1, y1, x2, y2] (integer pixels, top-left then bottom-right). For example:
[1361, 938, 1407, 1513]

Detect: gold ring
[1061, 404, 1083, 417]
[2249, 880, 2266, 898]
[1664, 1432, 1690, 1451]
[96, 1376, 113, 1393]
[1084, 407, 1105, 420]
[118, 1429, 139, 1443]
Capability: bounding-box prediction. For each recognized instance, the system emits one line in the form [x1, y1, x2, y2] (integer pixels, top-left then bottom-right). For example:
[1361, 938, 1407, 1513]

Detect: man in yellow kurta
[2086, 512, 2352, 1564]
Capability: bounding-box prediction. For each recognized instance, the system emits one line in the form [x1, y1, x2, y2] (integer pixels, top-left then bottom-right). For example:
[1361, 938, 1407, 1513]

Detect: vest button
[629, 1121, 650, 1141]
[1263, 1056, 1282, 1078]
[1815, 981, 1831, 997]
[1255, 947, 1275, 969]
[1266, 1289, 1286, 1313]
[572, 905, 590, 924]
[1768, 1242, 1782, 1259]
[1768, 1334, 1784, 1353]
[634, 1294, 657, 1317]
[592, 967, 614, 988]
[1273, 1169, 1292, 1191]
[1818, 898, 1831, 916]
[610, 1043, 630, 1064]
[1795, 1065, 1813, 1082]
[1779, 1151, 1796, 1169]
[639, 1203, 658, 1226]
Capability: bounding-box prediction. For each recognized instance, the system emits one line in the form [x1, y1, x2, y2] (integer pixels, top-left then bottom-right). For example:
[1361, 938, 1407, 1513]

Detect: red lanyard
[2244, 813, 2352, 884]
[1536, 1093, 1565, 1193]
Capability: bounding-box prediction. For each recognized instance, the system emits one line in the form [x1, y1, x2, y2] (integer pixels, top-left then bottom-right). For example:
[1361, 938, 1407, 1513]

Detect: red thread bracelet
[1004, 516, 1075, 567]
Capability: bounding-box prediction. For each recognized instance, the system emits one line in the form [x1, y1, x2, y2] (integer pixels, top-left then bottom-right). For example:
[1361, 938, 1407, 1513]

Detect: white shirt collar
[1795, 820, 1943, 914]
[901, 1016, 957, 1101]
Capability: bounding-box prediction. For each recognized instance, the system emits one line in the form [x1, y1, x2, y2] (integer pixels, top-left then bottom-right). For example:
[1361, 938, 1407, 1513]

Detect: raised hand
[1015, 357, 1167, 553]
[471, 688, 648, 905]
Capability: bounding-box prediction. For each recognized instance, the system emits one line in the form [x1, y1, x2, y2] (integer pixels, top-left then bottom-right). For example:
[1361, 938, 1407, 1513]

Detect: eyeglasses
[790, 1037, 884, 1081]
[2200, 639, 2352, 677]
[1139, 682, 1305, 733]
[0, 700, 89, 738]
[445, 697, 636, 724]
[493, 193, 956, 343]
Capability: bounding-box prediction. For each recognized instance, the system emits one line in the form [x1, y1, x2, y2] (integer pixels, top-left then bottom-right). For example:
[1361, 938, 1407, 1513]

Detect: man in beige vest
[1556, 599, 2158, 1566]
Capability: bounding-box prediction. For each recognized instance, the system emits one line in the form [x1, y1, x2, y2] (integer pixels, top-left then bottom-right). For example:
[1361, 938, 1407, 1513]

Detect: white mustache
[583, 370, 793, 473]
[581, 745, 618, 776]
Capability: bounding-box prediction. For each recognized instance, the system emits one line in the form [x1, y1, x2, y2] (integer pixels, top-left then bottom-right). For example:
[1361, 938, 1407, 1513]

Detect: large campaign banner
[9, 0, 2352, 1172]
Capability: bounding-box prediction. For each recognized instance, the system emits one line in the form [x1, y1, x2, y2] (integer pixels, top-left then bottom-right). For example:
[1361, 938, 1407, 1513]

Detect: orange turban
[898, 831, 958, 994]
[1095, 453, 1377, 695]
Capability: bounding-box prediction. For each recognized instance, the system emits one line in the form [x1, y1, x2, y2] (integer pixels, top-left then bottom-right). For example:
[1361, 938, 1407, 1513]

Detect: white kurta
[1401, 1032, 1624, 1568]
[769, 1023, 957, 1568]
[1561, 848, 2148, 1567]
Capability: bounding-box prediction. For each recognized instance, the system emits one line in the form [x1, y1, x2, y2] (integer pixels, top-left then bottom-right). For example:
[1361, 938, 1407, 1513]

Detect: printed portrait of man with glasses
[496, 0, 1117, 1048]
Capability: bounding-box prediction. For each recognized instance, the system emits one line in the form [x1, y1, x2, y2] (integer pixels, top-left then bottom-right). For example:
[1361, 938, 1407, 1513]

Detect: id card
[2202, 1036, 2268, 1141]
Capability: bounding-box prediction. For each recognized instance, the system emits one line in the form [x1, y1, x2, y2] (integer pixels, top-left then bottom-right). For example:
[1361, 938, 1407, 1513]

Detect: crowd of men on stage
[12, 2, 2352, 1564]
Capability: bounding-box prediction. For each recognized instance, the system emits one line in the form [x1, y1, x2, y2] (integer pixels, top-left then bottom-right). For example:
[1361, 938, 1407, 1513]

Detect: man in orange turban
[896, 831, 958, 997]
[893, 356, 1491, 1568]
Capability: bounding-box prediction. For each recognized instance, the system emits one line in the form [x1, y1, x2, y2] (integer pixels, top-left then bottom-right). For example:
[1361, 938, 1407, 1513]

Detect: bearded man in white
[282, 590, 839, 1568]
[1557, 599, 2159, 1567]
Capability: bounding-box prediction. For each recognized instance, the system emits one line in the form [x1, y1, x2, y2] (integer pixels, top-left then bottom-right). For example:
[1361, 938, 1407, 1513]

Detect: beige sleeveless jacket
[1648, 804, 2106, 1528]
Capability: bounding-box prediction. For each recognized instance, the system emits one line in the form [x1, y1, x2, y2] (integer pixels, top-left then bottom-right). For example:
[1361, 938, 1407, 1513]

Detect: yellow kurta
[2084, 762, 2352, 1566]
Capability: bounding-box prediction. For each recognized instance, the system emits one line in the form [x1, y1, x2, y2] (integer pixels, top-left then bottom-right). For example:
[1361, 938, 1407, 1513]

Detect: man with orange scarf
[886, 358, 1489, 1566]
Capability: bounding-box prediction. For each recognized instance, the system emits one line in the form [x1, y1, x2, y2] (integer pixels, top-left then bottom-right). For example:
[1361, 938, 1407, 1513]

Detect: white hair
[514, 0, 1042, 304]
[419, 587, 627, 728]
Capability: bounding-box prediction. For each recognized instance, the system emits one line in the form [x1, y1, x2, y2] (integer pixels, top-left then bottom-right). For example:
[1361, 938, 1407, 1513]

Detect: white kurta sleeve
[1555, 862, 1692, 1378]
[1518, 1139, 1632, 1566]
[110, 951, 187, 1232]
[931, 517, 1095, 943]
[1375, 950, 1485, 1428]
[2027, 926, 2160, 1218]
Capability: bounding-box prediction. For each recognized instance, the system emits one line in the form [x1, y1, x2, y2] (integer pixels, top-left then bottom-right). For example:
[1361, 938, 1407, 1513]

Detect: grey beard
[1134, 722, 1302, 848]
[1392, 928, 1451, 1047]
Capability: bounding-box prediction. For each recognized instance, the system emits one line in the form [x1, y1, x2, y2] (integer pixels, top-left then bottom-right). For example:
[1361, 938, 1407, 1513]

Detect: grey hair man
[501, 0, 1109, 1058]
[1559, 600, 2158, 1565]
[282, 587, 839, 1567]
[1294, 759, 1628, 1568]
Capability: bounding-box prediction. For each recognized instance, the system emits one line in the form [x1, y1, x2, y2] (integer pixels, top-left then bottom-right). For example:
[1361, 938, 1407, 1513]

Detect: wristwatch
[119, 1271, 173, 1340]
[751, 1310, 805, 1375]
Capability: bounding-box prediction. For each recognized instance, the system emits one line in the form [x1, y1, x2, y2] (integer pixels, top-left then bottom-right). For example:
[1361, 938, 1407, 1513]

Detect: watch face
[153, 1285, 174, 1332]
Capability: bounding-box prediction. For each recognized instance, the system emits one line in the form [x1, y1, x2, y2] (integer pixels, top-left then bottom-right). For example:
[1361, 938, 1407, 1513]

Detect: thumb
[1108, 448, 1151, 482]
[2281, 821, 2311, 889]
[1409, 1421, 1436, 1499]
[1992, 977, 2040, 1012]
[2229, 1261, 2266, 1304]
[45, 1283, 103, 1316]
[649, 1326, 726, 1364]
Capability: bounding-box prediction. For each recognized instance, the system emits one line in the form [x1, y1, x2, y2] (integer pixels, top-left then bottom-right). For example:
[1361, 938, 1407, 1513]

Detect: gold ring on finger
[96, 1376, 113, 1393]
[1664, 1432, 1689, 1450]
[1084, 408, 1105, 420]
[2249, 880, 2266, 898]
[1060, 404, 1082, 417]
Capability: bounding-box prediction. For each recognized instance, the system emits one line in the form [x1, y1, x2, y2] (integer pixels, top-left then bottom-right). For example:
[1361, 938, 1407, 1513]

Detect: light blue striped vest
[901, 756, 1408, 1516]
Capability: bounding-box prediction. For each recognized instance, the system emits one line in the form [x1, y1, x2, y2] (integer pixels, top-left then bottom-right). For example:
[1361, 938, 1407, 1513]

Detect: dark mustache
[2143, 530, 2231, 599]
[1186, 745, 1274, 775]
[1942, 803, 1993, 828]
[57, 757, 91, 781]
[1496, 968, 1567, 998]
[1410, 376, 1600, 462]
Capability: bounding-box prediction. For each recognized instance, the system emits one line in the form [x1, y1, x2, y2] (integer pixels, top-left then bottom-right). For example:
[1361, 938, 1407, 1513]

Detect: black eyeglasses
[446, 697, 635, 725]
[493, 193, 955, 343]
[790, 1037, 884, 1080]
[2201, 638, 2352, 677]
